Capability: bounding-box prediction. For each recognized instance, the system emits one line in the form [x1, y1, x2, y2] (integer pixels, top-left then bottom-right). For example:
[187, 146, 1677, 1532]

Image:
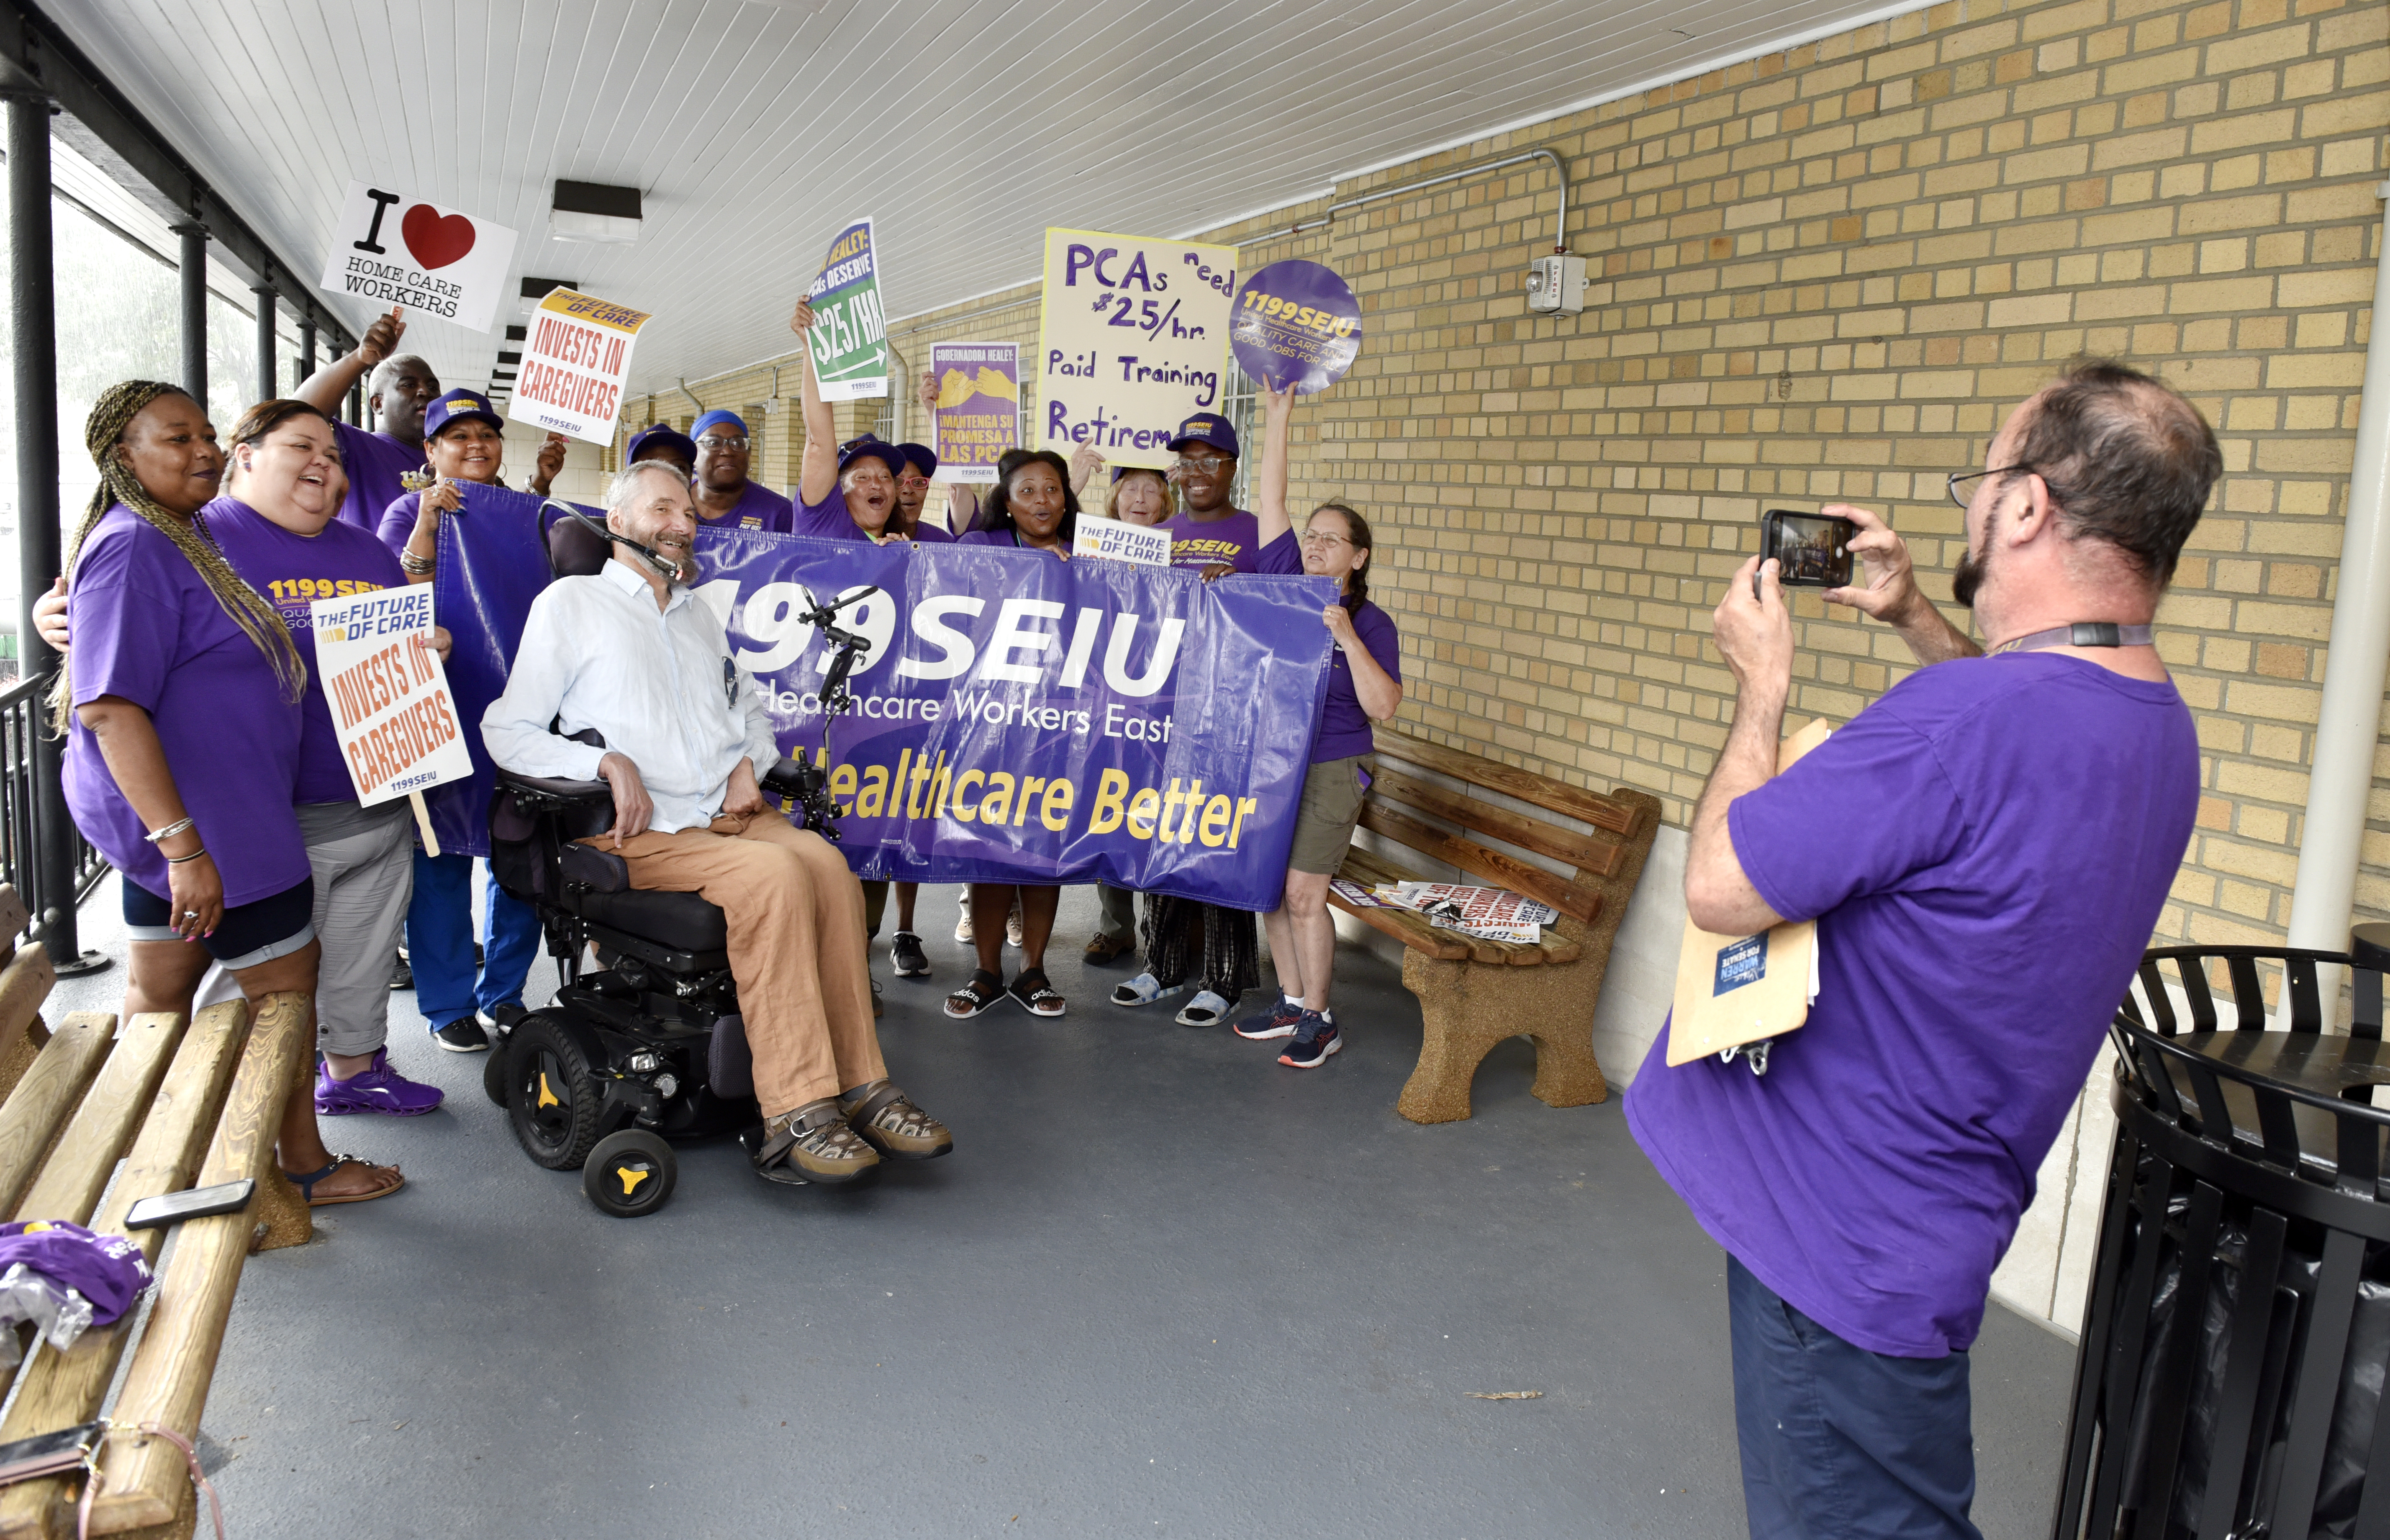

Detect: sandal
[1175, 989, 1235, 1029]
[287, 1154, 404, 1207]
[944, 969, 1006, 1019]
[1009, 968, 1065, 1018]
[1110, 972, 1191, 1008]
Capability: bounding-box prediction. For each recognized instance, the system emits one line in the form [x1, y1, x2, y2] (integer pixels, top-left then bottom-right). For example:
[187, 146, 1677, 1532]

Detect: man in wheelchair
[483, 460, 951, 1185]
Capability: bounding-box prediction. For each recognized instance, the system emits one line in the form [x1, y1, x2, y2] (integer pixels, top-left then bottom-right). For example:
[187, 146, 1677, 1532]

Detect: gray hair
[606, 457, 690, 517]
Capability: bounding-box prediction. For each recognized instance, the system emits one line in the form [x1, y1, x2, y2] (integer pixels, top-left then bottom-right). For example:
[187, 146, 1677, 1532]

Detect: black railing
[0, 670, 105, 925]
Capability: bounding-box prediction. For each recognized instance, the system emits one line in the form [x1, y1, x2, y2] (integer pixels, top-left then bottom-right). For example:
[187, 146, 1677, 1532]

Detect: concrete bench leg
[1394, 941, 1612, 1126]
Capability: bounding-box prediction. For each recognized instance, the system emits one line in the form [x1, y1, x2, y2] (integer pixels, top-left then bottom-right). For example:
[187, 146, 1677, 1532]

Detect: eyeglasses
[1947, 464, 2037, 508]
[696, 436, 749, 451]
[898, 474, 930, 490]
[1171, 455, 1232, 474]
[1299, 531, 1351, 548]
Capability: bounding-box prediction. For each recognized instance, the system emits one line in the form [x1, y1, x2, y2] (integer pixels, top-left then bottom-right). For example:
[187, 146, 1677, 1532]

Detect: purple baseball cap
[837, 434, 909, 477]
[0, 1221, 152, 1325]
[894, 442, 937, 479]
[424, 389, 504, 439]
[1167, 413, 1239, 458]
[626, 423, 697, 469]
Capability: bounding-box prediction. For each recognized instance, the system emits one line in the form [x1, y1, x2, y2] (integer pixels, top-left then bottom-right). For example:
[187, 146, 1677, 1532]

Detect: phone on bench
[122, 1179, 256, 1232]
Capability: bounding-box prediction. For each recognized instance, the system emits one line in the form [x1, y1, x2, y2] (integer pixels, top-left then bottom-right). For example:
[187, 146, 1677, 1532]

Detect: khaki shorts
[1288, 754, 1373, 875]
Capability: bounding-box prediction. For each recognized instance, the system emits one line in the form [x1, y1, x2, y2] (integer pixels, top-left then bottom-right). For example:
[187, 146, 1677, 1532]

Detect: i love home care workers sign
[317, 181, 518, 334]
[1035, 229, 1235, 471]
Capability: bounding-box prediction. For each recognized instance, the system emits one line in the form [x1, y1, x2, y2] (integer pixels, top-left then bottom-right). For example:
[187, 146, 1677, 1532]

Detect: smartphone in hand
[1757, 509, 1858, 599]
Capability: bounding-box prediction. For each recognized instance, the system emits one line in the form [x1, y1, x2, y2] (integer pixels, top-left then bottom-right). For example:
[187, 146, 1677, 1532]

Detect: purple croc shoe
[316, 1049, 446, 1116]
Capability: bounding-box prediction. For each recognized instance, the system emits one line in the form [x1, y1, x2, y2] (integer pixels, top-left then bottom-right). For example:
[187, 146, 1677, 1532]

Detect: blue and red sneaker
[1278, 1013, 1342, 1069]
[316, 1050, 445, 1116]
[1233, 997, 1307, 1041]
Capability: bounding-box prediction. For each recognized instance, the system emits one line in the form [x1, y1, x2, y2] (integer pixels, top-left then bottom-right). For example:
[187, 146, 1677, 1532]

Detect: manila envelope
[1666, 718, 1832, 1066]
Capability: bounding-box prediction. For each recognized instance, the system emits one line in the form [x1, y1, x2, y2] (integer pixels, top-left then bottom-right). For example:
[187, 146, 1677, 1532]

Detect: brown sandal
[288, 1155, 404, 1206]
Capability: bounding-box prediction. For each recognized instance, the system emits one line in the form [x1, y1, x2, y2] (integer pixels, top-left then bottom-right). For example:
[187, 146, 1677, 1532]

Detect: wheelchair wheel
[583, 1130, 677, 1217]
[482, 1035, 512, 1107]
[507, 1015, 601, 1170]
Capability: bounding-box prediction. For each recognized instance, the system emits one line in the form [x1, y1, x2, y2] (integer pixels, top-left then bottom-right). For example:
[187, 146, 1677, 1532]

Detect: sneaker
[475, 1003, 526, 1035]
[955, 893, 975, 945]
[1278, 1013, 1342, 1069]
[1005, 901, 1025, 950]
[432, 1018, 489, 1053]
[1234, 998, 1307, 1041]
[317, 1049, 445, 1116]
[890, 932, 930, 978]
[386, 952, 413, 991]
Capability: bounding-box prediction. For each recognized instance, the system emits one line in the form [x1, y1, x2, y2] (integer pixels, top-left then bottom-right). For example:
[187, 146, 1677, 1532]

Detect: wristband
[143, 817, 194, 844]
[400, 549, 436, 575]
[163, 847, 207, 865]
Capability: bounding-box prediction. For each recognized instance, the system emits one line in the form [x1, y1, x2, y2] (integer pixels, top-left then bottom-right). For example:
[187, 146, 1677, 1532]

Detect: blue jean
[406, 851, 541, 1029]
[1728, 1257, 1982, 1540]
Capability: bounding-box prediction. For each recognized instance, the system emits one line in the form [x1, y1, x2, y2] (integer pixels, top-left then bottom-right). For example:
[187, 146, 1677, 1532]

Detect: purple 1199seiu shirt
[1627, 652, 2197, 1357]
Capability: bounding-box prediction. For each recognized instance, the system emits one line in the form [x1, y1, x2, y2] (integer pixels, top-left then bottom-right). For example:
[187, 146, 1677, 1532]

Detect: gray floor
[50, 877, 2077, 1539]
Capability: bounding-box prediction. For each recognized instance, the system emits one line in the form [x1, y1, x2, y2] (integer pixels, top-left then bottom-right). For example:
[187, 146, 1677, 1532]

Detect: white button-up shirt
[482, 560, 781, 834]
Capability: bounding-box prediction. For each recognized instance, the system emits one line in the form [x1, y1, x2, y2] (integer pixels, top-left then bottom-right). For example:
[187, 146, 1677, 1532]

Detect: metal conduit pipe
[1261, 146, 1573, 252]
[2280, 180, 2390, 1022]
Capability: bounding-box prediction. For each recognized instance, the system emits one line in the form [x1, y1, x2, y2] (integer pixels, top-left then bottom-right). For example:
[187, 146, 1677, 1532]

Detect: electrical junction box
[1525, 254, 1588, 315]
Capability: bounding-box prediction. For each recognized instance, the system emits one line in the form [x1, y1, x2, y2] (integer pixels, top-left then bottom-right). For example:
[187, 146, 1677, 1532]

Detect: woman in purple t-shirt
[944, 454, 1078, 1020]
[1229, 384, 1404, 1068]
[58, 381, 401, 1205]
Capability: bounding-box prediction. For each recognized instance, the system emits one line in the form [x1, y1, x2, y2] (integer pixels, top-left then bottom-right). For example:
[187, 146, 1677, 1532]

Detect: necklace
[1992, 621, 2153, 654]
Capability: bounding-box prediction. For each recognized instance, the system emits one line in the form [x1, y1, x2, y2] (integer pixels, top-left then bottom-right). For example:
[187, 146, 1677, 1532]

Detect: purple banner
[1230, 259, 1363, 395]
[929, 342, 1020, 484]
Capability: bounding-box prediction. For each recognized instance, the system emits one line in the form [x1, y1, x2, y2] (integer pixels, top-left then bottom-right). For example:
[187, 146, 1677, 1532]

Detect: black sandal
[1009, 968, 1065, 1018]
[944, 969, 1006, 1019]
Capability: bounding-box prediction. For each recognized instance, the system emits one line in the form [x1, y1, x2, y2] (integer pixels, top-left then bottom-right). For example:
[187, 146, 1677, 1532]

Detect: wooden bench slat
[1369, 765, 1625, 879]
[0, 944, 60, 1105]
[1373, 732, 1642, 836]
[0, 887, 33, 957]
[1333, 847, 1556, 966]
[13, 1013, 189, 1226]
[1326, 891, 1474, 960]
[91, 993, 311, 1537]
[0, 1003, 252, 1540]
[0, 1016, 116, 1221]
[1356, 803, 1605, 926]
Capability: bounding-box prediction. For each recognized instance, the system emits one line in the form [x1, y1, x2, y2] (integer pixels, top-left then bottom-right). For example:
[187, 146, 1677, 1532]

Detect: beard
[1952, 545, 1985, 608]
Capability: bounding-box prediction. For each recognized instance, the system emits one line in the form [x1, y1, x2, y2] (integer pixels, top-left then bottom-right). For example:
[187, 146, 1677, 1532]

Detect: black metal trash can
[2054, 943, 2390, 1540]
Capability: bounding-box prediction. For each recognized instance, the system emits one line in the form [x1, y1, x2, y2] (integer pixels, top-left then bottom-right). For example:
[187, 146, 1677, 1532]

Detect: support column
[298, 317, 316, 393]
[5, 92, 105, 975]
[174, 221, 207, 412]
[251, 278, 275, 407]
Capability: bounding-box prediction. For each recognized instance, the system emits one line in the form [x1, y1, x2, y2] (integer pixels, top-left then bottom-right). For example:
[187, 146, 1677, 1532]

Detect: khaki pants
[583, 811, 882, 1116]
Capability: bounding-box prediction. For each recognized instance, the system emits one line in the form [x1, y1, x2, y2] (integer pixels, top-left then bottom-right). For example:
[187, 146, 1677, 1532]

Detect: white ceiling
[43, 0, 1914, 400]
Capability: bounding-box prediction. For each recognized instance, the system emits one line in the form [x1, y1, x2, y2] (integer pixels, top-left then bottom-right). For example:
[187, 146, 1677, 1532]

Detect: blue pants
[1728, 1257, 1982, 1540]
[406, 851, 541, 1029]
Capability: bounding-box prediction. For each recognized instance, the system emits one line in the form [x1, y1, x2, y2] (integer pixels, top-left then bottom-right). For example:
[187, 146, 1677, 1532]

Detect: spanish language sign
[1231, 260, 1363, 394]
[804, 218, 889, 401]
[507, 288, 653, 446]
[316, 181, 519, 334]
[930, 342, 1020, 483]
[1072, 520, 1172, 565]
[309, 587, 474, 806]
[1034, 228, 1236, 471]
[691, 531, 1335, 905]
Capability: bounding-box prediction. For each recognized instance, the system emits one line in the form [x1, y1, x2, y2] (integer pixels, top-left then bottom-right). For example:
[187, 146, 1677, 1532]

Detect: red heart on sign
[400, 204, 476, 270]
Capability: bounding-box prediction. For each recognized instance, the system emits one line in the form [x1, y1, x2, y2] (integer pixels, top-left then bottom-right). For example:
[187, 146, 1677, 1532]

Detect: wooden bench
[1328, 732, 1661, 1124]
[0, 886, 314, 1540]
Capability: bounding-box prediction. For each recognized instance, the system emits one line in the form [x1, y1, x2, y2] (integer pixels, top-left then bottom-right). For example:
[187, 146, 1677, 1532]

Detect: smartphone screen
[1761, 510, 1857, 588]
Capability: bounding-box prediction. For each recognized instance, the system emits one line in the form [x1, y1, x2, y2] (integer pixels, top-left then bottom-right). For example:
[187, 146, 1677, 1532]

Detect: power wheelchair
[481, 512, 874, 1217]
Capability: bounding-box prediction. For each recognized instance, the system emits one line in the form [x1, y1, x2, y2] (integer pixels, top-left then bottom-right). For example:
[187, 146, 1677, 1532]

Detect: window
[1220, 362, 1258, 510]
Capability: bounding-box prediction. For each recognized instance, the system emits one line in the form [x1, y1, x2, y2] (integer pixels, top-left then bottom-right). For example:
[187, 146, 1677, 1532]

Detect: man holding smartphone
[1628, 360, 2220, 1540]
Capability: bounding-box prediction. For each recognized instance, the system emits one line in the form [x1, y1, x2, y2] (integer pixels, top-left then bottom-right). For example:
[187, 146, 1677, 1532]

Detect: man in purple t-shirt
[1156, 413, 1261, 573]
[1627, 362, 2219, 1540]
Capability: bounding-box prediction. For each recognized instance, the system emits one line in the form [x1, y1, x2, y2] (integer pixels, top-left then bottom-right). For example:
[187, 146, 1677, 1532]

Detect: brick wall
[613, 0, 2386, 949]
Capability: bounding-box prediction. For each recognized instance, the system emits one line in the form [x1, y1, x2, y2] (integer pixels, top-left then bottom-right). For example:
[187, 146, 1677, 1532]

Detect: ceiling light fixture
[550, 180, 642, 245]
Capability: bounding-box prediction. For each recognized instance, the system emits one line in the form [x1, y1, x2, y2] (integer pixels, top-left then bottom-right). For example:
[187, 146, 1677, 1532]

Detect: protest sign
[691, 532, 1335, 906]
[508, 288, 653, 446]
[1231, 260, 1363, 394]
[1034, 229, 1236, 470]
[804, 218, 889, 401]
[317, 181, 518, 334]
[310, 586, 474, 832]
[1071, 520, 1172, 566]
[930, 342, 1019, 482]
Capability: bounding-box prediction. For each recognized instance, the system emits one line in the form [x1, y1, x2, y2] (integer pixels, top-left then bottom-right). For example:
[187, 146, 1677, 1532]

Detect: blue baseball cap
[896, 442, 937, 478]
[837, 433, 909, 477]
[625, 423, 697, 468]
[691, 409, 749, 440]
[423, 389, 503, 439]
[1167, 413, 1239, 458]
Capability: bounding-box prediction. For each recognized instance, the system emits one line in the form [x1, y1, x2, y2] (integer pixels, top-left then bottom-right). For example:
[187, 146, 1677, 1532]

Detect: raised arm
[1257, 382, 1294, 549]
[1820, 504, 1981, 665]
[296, 307, 404, 419]
[789, 299, 838, 507]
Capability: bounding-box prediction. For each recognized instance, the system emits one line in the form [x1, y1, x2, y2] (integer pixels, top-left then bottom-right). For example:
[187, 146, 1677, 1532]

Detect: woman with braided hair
[61, 381, 402, 1204]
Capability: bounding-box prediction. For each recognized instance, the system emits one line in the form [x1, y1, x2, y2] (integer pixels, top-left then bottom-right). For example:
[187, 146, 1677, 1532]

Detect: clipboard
[1666, 718, 1832, 1067]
